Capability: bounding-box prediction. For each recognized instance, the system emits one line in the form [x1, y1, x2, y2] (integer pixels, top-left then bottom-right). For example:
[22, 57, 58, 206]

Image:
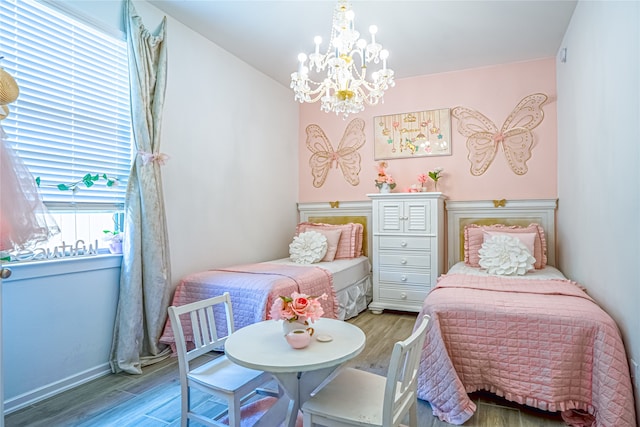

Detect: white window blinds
[0, 0, 131, 210]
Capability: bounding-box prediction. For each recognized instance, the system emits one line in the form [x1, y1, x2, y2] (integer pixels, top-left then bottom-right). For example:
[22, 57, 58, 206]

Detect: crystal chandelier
[290, 0, 395, 118]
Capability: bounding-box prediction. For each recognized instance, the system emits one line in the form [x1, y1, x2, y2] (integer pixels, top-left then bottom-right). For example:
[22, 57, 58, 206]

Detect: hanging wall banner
[374, 108, 451, 160]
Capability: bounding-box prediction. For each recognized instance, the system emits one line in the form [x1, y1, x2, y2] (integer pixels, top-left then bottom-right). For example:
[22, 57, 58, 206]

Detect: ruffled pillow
[465, 223, 547, 269]
[478, 234, 536, 276]
[289, 231, 328, 264]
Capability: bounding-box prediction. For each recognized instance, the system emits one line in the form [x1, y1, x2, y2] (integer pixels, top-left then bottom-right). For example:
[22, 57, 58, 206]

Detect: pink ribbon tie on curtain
[138, 151, 170, 166]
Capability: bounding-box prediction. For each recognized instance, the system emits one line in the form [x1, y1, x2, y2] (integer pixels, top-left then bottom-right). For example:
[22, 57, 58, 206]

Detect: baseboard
[4, 363, 112, 414]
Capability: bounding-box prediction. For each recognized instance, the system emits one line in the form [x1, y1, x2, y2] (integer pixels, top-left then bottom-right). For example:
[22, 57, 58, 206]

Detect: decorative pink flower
[270, 292, 328, 323]
[303, 294, 327, 322]
[269, 297, 296, 321]
[417, 173, 428, 184]
[290, 293, 310, 316]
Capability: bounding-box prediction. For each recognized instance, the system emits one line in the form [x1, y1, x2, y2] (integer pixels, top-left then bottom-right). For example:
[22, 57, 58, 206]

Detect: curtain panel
[110, 0, 172, 375]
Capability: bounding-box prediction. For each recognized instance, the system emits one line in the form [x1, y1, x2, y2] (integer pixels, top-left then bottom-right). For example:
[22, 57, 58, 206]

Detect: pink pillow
[465, 223, 547, 269]
[353, 223, 364, 257]
[313, 228, 342, 261]
[296, 222, 362, 259]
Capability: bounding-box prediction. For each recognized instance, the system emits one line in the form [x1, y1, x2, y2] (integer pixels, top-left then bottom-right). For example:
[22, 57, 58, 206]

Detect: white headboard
[446, 199, 558, 269]
[297, 201, 373, 264]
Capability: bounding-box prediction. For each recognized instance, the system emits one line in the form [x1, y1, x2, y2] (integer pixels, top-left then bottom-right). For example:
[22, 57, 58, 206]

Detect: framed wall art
[374, 108, 451, 160]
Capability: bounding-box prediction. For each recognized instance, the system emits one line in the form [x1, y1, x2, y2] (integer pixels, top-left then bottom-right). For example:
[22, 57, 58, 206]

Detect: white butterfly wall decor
[451, 93, 548, 176]
[306, 118, 366, 188]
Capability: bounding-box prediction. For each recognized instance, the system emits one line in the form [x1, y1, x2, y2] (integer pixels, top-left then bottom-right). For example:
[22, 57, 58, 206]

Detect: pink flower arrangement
[269, 292, 328, 323]
[375, 161, 397, 190]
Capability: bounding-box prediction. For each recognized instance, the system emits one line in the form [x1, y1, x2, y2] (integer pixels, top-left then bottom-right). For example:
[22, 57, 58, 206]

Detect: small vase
[379, 183, 391, 193]
[108, 241, 123, 254]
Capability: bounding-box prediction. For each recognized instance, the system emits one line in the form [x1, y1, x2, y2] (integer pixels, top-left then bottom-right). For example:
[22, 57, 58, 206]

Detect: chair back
[168, 292, 235, 367]
[382, 314, 430, 426]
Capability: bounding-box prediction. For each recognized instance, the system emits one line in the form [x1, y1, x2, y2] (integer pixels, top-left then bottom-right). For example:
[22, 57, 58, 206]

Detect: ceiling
[147, 0, 577, 87]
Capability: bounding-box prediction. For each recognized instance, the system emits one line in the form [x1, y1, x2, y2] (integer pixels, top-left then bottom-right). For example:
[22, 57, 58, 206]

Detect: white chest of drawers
[367, 193, 445, 313]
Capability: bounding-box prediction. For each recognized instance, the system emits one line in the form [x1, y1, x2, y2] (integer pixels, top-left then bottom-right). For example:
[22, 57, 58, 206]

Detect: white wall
[3, 256, 121, 412]
[159, 15, 300, 282]
[2, 0, 298, 412]
[556, 0, 640, 415]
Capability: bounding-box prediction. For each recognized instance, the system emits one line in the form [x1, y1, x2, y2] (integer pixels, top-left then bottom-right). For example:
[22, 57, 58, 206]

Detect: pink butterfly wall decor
[452, 93, 548, 176]
[306, 118, 366, 188]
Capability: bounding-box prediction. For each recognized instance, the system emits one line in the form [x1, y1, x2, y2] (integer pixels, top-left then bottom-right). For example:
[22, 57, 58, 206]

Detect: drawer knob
[401, 258, 407, 265]
[401, 275, 407, 281]
[400, 292, 407, 299]
[400, 241, 407, 247]
[0, 268, 11, 279]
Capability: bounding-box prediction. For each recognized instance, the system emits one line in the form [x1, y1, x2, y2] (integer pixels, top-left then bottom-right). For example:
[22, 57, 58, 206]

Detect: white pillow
[478, 234, 535, 276]
[289, 231, 328, 264]
[482, 230, 536, 262]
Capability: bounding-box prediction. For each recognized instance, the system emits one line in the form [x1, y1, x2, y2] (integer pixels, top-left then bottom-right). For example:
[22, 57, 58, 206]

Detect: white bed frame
[446, 199, 558, 269]
[297, 201, 374, 320]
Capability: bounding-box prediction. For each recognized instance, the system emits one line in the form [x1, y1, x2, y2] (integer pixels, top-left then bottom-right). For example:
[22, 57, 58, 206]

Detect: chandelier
[290, 0, 395, 118]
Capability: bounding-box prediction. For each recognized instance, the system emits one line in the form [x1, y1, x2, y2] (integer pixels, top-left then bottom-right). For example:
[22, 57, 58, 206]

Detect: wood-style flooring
[6, 310, 566, 427]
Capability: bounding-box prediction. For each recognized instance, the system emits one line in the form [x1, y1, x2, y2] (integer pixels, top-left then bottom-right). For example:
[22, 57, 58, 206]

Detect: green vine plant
[35, 173, 119, 191]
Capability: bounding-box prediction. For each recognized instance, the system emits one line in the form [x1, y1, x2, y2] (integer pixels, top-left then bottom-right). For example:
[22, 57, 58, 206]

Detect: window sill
[2, 254, 122, 282]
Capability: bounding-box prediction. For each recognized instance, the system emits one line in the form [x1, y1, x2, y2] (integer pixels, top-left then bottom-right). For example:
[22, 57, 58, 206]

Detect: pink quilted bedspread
[416, 273, 636, 427]
[159, 263, 337, 350]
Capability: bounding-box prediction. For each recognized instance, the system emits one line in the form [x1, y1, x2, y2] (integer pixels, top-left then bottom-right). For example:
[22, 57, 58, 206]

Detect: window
[0, 0, 131, 257]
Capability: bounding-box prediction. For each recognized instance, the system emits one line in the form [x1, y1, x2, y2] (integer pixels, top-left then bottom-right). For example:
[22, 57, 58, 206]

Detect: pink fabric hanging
[0, 65, 59, 251]
[0, 125, 59, 251]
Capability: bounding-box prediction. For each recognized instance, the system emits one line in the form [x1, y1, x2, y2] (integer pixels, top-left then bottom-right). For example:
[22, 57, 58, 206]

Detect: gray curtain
[110, 0, 172, 375]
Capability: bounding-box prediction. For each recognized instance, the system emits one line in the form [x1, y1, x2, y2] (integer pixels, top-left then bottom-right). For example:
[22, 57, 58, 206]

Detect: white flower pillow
[289, 231, 328, 264]
[478, 234, 536, 276]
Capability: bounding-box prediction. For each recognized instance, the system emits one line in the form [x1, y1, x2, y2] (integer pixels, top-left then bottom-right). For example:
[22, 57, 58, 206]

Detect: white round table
[225, 318, 366, 427]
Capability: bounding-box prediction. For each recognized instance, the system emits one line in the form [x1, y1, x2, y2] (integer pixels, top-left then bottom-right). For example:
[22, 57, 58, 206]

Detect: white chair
[168, 292, 277, 427]
[302, 315, 431, 427]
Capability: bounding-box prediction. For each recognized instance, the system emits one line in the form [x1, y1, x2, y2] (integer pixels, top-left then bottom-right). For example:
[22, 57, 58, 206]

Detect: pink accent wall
[298, 58, 557, 203]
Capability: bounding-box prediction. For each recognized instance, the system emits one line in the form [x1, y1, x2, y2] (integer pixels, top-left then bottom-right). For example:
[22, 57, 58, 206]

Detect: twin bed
[159, 201, 374, 348]
[160, 199, 636, 427]
[415, 199, 637, 426]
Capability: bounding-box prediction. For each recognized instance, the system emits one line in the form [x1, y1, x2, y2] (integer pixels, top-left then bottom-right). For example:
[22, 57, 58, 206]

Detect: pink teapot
[285, 328, 312, 349]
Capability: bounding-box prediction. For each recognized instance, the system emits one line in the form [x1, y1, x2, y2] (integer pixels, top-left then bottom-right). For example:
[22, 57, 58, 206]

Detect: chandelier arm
[293, 78, 338, 102]
[303, 79, 337, 94]
[353, 86, 381, 106]
[307, 91, 329, 104]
